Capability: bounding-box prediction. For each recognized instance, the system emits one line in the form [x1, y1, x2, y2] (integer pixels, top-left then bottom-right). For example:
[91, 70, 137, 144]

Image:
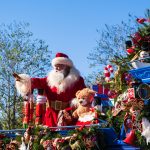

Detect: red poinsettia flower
[136, 18, 147, 24]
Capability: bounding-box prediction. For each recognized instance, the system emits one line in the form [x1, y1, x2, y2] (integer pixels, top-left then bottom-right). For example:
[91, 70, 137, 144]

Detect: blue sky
[0, 0, 149, 77]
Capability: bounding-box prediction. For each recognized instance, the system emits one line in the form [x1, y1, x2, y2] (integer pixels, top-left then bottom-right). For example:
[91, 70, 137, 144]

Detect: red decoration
[35, 103, 46, 125]
[127, 88, 135, 98]
[22, 101, 30, 127]
[29, 95, 34, 123]
[108, 90, 118, 99]
[132, 32, 142, 45]
[136, 18, 147, 24]
[104, 65, 114, 82]
[124, 130, 136, 146]
[43, 140, 54, 149]
[104, 67, 110, 77]
[96, 84, 110, 95]
[126, 48, 135, 55]
[23, 116, 29, 124]
[107, 65, 113, 73]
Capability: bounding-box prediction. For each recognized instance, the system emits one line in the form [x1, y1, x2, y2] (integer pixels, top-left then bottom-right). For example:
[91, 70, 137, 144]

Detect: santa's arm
[31, 77, 47, 89]
[14, 73, 46, 97]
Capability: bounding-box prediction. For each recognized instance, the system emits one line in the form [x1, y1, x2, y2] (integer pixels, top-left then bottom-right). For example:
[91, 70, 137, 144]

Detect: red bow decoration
[136, 18, 147, 24]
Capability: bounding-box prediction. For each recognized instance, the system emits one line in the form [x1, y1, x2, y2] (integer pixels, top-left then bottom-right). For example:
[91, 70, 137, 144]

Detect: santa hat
[52, 52, 73, 67]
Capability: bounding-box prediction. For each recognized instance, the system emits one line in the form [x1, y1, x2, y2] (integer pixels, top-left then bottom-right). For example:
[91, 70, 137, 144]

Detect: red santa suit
[15, 52, 86, 127]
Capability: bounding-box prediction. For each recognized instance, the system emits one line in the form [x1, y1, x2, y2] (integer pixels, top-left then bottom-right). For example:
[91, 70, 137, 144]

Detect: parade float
[0, 13, 150, 150]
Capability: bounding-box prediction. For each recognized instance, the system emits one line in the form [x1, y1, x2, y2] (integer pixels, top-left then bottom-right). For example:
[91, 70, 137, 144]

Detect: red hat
[52, 52, 73, 67]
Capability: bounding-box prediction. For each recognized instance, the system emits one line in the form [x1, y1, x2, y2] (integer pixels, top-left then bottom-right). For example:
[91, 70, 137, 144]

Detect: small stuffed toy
[139, 51, 150, 63]
[72, 88, 96, 125]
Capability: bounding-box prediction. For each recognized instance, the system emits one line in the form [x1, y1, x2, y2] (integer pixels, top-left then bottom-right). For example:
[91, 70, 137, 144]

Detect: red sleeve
[31, 77, 47, 90]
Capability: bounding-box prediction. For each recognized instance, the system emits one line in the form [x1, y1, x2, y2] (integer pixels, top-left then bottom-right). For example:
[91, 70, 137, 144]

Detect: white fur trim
[78, 113, 95, 122]
[47, 67, 80, 94]
[15, 74, 31, 97]
[52, 57, 73, 67]
[36, 95, 47, 103]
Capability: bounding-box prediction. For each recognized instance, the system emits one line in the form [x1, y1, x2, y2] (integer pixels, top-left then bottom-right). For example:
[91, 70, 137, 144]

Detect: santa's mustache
[47, 69, 65, 86]
[51, 70, 65, 79]
[55, 69, 69, 78]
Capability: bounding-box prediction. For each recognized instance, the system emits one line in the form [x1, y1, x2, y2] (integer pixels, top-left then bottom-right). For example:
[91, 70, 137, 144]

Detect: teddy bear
[72, 88, 96, 125]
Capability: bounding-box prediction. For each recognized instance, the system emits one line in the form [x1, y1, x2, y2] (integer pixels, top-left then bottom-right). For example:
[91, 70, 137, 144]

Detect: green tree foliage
[86, 14, 140, 86]
[0, 22, 51, 129]
[88, 15, 139, 67]
[87, 10, 150, 91]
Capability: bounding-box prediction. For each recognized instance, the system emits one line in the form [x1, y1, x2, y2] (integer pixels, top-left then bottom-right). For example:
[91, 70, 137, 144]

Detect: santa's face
[54, 64, 70, 77]
[47, 64, 70, 89]
[54, 64, 68, 71]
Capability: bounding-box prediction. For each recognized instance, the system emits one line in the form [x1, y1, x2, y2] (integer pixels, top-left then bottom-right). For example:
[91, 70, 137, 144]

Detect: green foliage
[2, 137, 10, 145]
[106, 109, 125, 135]
[33, 143, 44, 150]
[0, 22, 52, 129]
[14, 125, 106, 150]
[15, 135, 22, 143]
[68, 126, 106, 149]
[86, 13, 139, 85]
[87, 17, 138, 67]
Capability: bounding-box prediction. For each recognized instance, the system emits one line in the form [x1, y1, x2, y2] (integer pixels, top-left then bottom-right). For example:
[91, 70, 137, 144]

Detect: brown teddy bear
[72, 88, 96, 125]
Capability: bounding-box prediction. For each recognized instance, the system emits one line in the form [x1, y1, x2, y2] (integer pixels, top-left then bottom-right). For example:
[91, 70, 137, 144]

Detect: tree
[87, 13, 140, 86]
[0, 22, 51, 129]
[88, 14, 139, 67]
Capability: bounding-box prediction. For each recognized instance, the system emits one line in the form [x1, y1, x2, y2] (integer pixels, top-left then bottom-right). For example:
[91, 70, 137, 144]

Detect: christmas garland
[1, 125, 106, 150]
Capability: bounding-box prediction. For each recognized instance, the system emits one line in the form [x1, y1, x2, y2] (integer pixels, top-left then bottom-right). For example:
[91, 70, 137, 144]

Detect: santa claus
[15, 52, 86, 127]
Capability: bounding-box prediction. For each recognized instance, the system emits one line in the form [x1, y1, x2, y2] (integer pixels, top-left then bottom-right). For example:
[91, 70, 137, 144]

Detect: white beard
[47, 67, 80, 94]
